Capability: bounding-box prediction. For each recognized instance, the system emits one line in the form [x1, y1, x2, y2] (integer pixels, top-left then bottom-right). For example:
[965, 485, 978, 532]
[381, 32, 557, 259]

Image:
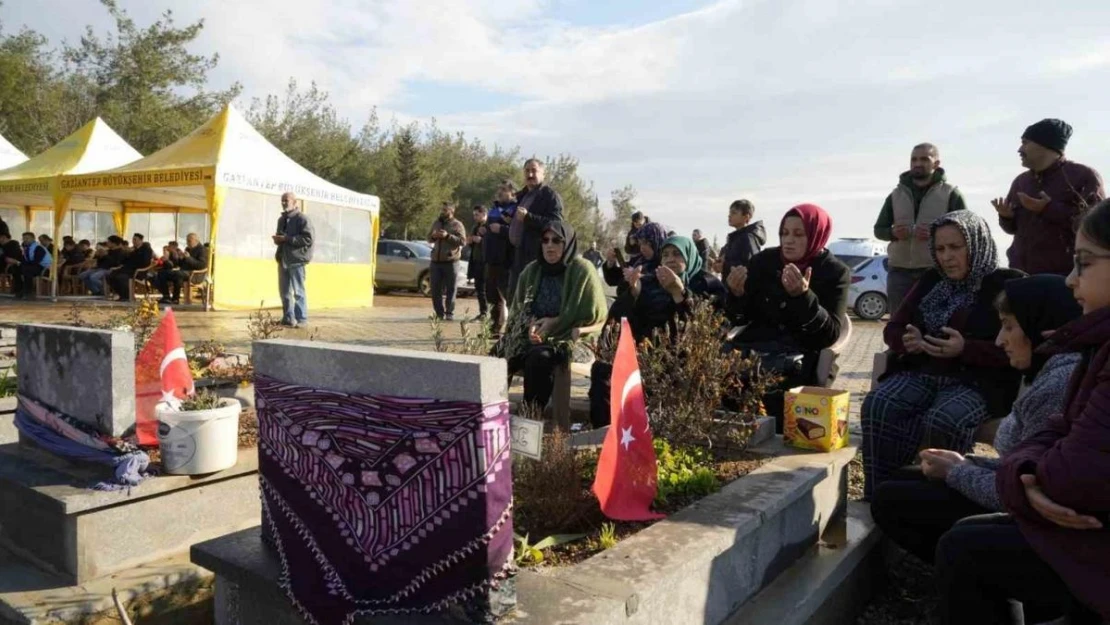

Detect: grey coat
[945, 352, 1081, 510]
[275, 209, 314, 267]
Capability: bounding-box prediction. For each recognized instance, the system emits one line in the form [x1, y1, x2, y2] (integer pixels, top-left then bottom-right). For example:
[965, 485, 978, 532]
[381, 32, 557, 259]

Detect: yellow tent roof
[0, 134, 26, 170]
[0, 118, 141, 208]
[61, 104, 378, 213]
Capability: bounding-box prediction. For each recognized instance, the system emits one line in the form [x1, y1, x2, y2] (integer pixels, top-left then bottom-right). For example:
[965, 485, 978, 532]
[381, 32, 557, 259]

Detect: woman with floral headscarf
[602, 221, 670, 295]
[861, 210, 1024, 500]
[724, 204, 851, 427]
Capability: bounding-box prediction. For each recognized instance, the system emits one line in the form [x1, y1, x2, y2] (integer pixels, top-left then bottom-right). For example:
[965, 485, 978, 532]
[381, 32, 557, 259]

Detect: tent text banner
[61, 168, 211, 192]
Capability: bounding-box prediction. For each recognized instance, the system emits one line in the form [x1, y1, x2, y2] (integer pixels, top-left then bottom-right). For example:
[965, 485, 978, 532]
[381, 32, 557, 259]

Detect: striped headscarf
[919, 210, 999, 334]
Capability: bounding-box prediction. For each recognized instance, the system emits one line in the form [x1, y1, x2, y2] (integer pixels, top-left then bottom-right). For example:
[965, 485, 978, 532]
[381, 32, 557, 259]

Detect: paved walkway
[0, 293, 886, 419]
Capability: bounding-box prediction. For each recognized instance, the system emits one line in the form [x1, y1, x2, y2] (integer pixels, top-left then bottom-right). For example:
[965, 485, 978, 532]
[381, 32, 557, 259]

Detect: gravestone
[243, 340, 513, 624]
[16, 324, 135, 436]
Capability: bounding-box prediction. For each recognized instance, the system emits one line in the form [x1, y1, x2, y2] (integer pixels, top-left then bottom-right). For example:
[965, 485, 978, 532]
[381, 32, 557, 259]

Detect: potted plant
[156, 389, 241, 475]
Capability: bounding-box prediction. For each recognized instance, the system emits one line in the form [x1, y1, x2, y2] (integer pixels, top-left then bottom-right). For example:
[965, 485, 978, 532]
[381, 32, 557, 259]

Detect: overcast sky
[5, 0, 1110, 251]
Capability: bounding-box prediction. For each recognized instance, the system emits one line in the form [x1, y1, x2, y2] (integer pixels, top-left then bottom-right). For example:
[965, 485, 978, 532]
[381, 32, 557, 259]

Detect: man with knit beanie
[992, 118, 1105, 275]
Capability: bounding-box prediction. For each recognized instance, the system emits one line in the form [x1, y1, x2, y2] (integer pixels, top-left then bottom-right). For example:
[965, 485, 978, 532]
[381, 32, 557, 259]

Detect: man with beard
[510, 158, 564, 295]
[874, 143, 967, 315]
[992, 118, 1105, 276]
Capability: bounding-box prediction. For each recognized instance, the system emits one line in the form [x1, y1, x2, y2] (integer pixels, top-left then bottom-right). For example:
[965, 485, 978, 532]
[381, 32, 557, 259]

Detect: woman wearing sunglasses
[507, 221, 607, 414]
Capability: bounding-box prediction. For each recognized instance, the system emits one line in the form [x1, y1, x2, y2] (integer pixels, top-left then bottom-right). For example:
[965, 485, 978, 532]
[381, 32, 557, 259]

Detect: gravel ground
[849, 450, 938, 625]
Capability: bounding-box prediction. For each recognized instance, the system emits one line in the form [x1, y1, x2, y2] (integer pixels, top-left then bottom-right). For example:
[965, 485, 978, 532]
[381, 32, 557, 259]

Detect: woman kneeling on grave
[861, 210, 1024, 500]
[723, 203, 850, 428]
[870, 275, 1081, 570]
[506, 221, 607, 415]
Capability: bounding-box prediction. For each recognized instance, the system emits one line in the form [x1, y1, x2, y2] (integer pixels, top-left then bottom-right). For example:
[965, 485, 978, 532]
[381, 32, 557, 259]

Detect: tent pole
[51, 192, 70, 302]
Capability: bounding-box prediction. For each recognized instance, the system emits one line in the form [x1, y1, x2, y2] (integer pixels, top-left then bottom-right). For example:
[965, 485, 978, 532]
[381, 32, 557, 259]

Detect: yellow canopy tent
[0, 119, 142, 292]
[60, 104, 381, 311]
[0, 133, 27, 170]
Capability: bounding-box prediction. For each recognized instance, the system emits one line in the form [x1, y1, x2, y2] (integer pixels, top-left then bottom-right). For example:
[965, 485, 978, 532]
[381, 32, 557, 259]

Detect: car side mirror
[403, 250, 415, 259]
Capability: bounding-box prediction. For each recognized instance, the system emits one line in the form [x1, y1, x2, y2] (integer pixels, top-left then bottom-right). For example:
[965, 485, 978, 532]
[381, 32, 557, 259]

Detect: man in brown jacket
[427, 202, 466, 320]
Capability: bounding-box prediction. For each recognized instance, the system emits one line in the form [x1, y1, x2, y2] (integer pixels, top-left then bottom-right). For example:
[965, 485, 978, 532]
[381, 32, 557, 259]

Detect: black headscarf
[1007, 275, 1083, 380]
[540, 221, 578, 276]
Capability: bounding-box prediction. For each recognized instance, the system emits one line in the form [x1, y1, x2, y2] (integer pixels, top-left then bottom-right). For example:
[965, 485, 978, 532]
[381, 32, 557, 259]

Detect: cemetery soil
[523, 449, 772, 569]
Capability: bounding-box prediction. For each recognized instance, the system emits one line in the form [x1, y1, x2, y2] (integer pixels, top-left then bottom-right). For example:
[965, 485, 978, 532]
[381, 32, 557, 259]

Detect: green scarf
[661, 235, 703, 283]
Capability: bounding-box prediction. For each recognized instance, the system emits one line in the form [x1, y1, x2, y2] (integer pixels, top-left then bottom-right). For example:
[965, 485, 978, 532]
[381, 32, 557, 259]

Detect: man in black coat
[509, 158, 563, 295]
[108, 233, 155, 301]
[157, 233, 208, 304]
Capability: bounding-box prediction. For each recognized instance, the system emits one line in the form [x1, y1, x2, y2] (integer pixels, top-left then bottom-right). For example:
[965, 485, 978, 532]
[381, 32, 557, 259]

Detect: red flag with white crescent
[592, 318, 664, 521]
[134, 308, 195, 445]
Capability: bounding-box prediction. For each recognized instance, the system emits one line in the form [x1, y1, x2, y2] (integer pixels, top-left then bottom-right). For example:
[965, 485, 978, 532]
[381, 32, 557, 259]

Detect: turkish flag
[592, 319, 665, 521]
[134, 308, 195, 445]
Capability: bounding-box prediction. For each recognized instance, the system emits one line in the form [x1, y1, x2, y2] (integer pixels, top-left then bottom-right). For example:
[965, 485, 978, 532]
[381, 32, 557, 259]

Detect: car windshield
[409, 243, 432, 259]
[852, 258, 874, 271]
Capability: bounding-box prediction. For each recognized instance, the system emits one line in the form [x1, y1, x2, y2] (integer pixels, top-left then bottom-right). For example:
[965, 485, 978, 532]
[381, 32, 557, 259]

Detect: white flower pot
[156, 398, 241, 475]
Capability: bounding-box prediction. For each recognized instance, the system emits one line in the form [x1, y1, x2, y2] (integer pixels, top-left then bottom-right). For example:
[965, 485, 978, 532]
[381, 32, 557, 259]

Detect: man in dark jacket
[1, 232, 22, 295]
[720, 199, 766, 281]
[273, 192, 314, 327]
[467, 205, 489, 320]
[992, 118, 1105, 275]
[427, 202, 466, 321]
[874, 143, 967, 314]
[157, 233, 208, 304]
[80, 237, 124, 295]
[0, 215, 9, 239]
[510, 158, 564, 295]
[483, 182, 516, 334]
[108, 233, 154, 301]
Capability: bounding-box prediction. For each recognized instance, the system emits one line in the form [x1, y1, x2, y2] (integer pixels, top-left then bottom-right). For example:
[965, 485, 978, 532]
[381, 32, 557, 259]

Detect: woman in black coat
[725, 203, 851, 428]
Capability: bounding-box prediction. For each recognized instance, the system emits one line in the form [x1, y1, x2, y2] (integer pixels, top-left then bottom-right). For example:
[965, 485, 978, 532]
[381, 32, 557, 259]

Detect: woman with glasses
[937, 199, 1110, 624]
[507, 221, 607, 414]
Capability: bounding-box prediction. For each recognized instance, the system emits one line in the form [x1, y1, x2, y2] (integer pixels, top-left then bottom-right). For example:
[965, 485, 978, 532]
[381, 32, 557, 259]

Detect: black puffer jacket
[721, 221, 766, 279]
[727, 248, 850, 352]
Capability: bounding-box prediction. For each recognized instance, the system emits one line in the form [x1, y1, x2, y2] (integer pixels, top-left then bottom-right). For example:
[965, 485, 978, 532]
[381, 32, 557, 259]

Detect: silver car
[375, 239, 472, 297]
[849, 255, 889, 320]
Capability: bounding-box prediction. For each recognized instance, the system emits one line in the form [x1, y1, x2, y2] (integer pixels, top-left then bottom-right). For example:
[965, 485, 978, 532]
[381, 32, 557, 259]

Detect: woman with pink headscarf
[724, 203, 851, 429]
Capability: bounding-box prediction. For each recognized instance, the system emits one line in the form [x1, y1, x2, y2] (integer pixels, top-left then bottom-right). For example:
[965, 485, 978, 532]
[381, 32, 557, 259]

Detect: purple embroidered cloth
[255, 376, 514, 625]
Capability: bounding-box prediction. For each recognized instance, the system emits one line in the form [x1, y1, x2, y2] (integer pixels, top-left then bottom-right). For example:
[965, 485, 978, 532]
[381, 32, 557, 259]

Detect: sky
[5, 0, 1110, 253]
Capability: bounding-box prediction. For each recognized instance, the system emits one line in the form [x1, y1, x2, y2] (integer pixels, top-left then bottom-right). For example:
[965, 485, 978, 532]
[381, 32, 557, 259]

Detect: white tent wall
[212, 187, 374, 310]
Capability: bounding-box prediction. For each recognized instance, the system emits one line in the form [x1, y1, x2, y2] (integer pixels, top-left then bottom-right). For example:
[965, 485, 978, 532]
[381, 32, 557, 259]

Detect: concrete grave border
[193, 442, 855, 625]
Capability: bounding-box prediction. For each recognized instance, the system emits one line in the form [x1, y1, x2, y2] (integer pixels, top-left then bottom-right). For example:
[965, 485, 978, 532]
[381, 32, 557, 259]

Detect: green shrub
[653, 439, 720, 506]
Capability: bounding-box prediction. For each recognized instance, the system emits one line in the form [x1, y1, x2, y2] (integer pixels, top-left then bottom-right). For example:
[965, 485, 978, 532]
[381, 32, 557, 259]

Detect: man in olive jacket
[427, 202, 466, 320]
[273, 192, 314, 327]
[874, 143, 967, 315]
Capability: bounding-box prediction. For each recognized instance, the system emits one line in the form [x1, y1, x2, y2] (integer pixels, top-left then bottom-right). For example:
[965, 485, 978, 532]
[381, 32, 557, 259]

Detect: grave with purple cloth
[193, 339, 516, 625]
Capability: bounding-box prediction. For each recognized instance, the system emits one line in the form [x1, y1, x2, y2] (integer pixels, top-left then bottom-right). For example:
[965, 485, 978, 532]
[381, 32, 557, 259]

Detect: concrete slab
[723, 502, 882, 625]
[254, 340, 506, 404]
[0, 444, 260, 584]
[196, 442, 855, 625]
[15, 324, 135, 436]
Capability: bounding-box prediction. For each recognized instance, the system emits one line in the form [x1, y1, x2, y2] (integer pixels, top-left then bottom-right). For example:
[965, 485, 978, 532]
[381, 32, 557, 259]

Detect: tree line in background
[0, 0, 636, 244]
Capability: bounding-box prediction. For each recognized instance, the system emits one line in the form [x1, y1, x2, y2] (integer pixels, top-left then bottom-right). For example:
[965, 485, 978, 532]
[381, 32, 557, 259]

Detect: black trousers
[471, 263, 488, 316]
[485, 265, 509, 333]
[510, 345, 563, 410]
[108, 270, 137, 301]
[15, 264, 44, 296]
[158, 269, 188, 301]
[935, 514, 1101, 625]
[870, 467, 990, 564]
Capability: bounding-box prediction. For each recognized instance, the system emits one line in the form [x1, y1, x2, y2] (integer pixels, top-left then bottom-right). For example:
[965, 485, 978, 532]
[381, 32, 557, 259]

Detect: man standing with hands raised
[874, 143, 967, 315]
[992, 118, 1104, 276]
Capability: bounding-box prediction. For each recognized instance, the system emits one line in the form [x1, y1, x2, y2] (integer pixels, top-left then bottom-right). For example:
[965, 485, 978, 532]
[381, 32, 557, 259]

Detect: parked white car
[828, 238, 887, 269]
[849, 255, 889, 321]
